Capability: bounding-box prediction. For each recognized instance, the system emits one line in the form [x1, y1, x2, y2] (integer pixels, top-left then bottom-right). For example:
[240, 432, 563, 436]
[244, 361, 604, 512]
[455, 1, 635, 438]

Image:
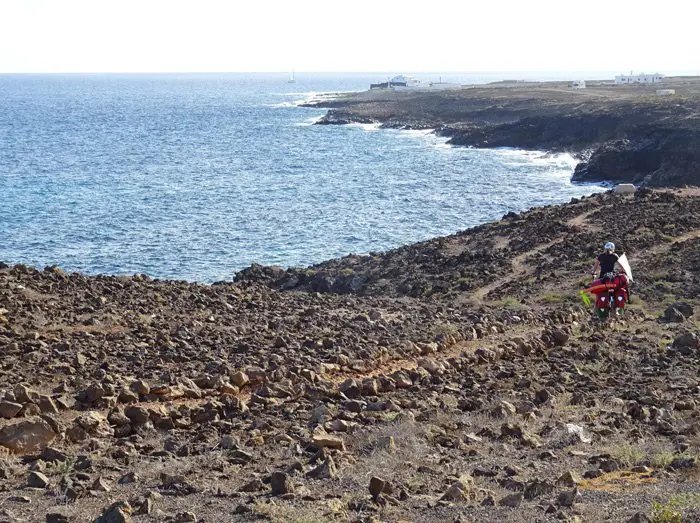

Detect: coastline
[302, 76, 700, 188]
[3, 74, 700, 521]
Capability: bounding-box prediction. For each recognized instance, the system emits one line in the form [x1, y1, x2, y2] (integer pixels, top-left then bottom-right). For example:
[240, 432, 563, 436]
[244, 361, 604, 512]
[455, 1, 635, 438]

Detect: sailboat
[287, 71, 295, 83]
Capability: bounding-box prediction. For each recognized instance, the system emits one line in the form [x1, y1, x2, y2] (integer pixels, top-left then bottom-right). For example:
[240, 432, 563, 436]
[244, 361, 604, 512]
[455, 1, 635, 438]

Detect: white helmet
[604, 242, 615, 251]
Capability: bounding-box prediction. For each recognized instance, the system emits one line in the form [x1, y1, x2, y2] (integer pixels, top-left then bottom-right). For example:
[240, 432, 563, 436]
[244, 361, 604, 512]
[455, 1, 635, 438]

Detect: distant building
[614, 73, 665, 85]
[571, 80, 586, 89]
[370, 75, 422, 90]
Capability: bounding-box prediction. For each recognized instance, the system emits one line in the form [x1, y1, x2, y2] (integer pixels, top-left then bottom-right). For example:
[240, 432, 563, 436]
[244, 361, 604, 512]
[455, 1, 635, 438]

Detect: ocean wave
[264, 101, 297, 108]
[295, 115, 325, 126]
[393, 128, 435, 137]
[346, 122, 381, 132]
[494, 148, 579, 168]
[393, 129, 452, 149]
[296, 90, 359, 106]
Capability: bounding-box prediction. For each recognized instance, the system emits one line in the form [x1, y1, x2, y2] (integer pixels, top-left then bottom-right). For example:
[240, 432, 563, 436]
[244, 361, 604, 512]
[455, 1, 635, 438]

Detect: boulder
[557, 470, 582, 487]
[440, 475, 476, 503]
[670, 331, 699, 355]
[231, 371, 250, 388]
[93, 501, 133, 523]
[46, 514, 71, 523]
[663, 306, 686, 323]
[627, 513, 652, 523]
[369, 476, 392, 500]
[498, 492, 524, 508]
[28, 471, 51, 488]
[306, 457, 338, 480]
[75, 411, 113, 437]
[270, 471, 294, 496]
[0, 401, 23, 419]
[312, 433, 345, 451]
[664, 302, 694, 322]
[557, 488, 582, 507]
[551, 329, 570, 346]
[0, 418, 56, 453]
[124, 406, 150, 425]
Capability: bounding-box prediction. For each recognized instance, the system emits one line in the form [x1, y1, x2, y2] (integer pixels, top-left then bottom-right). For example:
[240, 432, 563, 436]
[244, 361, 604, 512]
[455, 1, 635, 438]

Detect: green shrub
[490, 296, 521, 308]
[651, 493, 700, 523]
[611, 443, 645, 467]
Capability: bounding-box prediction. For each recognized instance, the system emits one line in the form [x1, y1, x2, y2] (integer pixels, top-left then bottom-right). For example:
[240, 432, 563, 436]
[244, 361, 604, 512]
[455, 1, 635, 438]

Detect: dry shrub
[339, 419, 430, 491]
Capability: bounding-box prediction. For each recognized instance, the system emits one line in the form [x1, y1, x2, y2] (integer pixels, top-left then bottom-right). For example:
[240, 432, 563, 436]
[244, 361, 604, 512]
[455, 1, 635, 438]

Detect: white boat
[288, 71, 295, 83]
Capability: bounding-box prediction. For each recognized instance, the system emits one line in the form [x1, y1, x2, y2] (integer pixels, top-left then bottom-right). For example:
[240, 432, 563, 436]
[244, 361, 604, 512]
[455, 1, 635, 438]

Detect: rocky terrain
[1, 188, 700, 522]
[304, 77, 700, 188]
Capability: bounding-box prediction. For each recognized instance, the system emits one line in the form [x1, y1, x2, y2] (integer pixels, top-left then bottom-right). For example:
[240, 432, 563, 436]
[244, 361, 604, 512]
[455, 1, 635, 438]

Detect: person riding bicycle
[591, 242, 620, 281]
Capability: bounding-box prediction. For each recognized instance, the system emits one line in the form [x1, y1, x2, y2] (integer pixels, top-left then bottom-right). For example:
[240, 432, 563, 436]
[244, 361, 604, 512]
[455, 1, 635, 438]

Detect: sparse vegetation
[489, 296, 522, 308]
[2, 188, 700, 521]
[651, 494, 700, 523]
[651, 451, 678, 469]
[431, 322, 459, 337]
[611, 444, 646, 467]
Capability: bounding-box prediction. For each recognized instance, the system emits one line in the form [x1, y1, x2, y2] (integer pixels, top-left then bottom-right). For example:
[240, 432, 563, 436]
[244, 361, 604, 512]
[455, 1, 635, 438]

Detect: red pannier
[612, 274, 629, 310]
[587, 273, 629, 311]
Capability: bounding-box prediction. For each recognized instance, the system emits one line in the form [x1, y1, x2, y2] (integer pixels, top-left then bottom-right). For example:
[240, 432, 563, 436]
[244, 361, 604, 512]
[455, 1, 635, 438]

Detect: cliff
[306, 78, 700, 187]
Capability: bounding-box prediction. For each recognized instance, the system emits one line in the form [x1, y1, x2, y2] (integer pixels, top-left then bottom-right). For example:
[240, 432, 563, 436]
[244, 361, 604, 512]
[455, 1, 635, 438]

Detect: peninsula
[303, 76, 700, 188]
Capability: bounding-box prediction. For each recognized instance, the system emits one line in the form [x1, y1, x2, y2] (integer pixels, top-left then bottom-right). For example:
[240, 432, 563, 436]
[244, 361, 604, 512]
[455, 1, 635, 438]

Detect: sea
[0, 72, 607, 282]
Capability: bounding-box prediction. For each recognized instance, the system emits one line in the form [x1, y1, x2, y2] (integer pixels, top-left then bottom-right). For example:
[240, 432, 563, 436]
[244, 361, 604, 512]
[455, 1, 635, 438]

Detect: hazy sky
[0, 0, 696, 73]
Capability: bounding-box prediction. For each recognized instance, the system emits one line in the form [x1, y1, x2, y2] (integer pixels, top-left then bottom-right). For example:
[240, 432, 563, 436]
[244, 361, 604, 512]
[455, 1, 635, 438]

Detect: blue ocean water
[0, 73, 605, 282]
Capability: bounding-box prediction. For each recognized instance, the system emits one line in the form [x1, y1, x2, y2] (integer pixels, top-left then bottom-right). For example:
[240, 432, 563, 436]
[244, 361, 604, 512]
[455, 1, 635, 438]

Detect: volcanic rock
[0, 401, 23, 419]
[369, 476, 393, 500]
[0, 418, 56, 453]
[312, 432, 345, 451]
[270, 471, 295, 496]
[557, 488, 582, 507]
[498, 492, 524, 508]
[27, 471, 50, 488]
[93, 501, 132, 523]
[306, 457, 338, 480]
[46, 514, 71, 523]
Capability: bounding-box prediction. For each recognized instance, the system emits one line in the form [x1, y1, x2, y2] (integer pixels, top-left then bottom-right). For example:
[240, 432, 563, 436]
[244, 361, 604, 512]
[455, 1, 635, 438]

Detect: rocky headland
[304, 77, 700, 188]
[2, 188, 700, 522]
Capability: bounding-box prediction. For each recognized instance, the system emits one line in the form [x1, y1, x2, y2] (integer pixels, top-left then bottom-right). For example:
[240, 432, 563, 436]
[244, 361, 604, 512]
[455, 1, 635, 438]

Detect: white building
[614, 73, 665, 85]
[571, 80, 586, 89]
[370, 74, 422, 90]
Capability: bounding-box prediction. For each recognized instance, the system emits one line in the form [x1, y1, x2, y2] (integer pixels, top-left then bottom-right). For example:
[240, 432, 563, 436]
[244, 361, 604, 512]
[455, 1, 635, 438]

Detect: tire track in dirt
[630, 228, 700, 265]
[472, 207, 601, 301]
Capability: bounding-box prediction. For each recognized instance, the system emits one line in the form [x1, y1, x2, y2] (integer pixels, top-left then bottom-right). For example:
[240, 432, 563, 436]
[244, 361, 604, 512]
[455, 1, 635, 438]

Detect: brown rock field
[1, 188, 700, 522]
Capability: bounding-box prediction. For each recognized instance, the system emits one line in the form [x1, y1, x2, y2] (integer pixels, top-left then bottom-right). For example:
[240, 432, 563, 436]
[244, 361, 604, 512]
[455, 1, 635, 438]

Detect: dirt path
[472, 207, 601, 301]
[630, 227, 700, 266]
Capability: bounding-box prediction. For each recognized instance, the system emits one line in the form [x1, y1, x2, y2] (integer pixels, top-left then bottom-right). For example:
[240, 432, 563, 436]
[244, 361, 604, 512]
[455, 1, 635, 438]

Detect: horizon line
[1, 69, 697, 75]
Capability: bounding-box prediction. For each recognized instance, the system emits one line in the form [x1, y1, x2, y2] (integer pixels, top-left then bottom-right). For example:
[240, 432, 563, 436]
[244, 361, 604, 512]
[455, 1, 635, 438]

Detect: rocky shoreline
[304, 77, 700, 188]
[1, 188, 700, 522]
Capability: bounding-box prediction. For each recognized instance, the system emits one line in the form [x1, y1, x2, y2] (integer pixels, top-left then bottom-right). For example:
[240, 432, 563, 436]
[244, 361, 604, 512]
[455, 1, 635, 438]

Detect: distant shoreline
[302, 76, 700, 187]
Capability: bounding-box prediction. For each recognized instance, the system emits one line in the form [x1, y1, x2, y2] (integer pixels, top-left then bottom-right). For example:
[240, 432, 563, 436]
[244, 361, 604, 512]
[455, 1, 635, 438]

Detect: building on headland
[571, 80, 586, 89]
[369, 74, 460, 91]
[614, 72, 665, 85]
[370, 75, 422, 90]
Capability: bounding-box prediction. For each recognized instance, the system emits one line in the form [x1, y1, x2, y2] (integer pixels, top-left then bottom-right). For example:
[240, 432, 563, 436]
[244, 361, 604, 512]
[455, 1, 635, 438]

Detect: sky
[0, 0, 697, 74]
